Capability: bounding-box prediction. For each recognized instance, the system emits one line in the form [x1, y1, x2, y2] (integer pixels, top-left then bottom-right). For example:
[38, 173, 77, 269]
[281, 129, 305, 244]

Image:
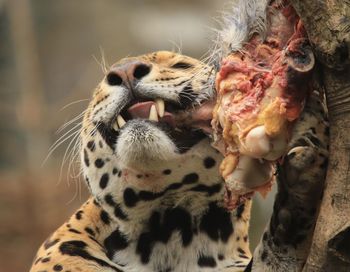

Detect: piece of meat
[212, 1, 315, 210]
[173, 100, 215, 133]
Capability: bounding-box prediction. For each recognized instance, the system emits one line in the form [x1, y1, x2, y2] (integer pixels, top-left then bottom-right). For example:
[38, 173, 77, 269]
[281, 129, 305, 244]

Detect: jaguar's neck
[75, 138, 252, 270]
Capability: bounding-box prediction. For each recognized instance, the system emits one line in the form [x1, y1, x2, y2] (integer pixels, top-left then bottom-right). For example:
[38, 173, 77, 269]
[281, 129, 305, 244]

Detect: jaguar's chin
[115, 118, 209, 169]
[115, 120, 178, 168]
[99, 96, 213, 169]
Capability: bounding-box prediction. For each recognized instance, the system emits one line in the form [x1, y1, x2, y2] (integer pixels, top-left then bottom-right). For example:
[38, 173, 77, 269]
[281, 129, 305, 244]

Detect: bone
[263, 134, 288, 161]
[225, 155, 274, 191]
[286, 45, 315, 73]
[244, 125, 271, 158]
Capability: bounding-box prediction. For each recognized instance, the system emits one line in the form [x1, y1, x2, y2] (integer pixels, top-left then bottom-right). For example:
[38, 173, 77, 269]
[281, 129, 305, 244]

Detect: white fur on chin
[116, 120, 178, 169]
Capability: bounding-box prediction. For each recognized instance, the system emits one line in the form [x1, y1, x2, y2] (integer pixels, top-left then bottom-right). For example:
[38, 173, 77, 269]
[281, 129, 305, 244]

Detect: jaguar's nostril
[133, 64, 151, 80]
[106, 72, 123, 86]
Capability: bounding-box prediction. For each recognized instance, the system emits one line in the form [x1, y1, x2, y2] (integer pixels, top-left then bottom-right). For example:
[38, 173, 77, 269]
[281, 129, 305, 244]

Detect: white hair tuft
[213, 0, 270, 64]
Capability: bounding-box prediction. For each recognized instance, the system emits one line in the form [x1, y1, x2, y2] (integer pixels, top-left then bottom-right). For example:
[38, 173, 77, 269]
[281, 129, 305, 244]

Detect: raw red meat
[212, 1, 315, 209]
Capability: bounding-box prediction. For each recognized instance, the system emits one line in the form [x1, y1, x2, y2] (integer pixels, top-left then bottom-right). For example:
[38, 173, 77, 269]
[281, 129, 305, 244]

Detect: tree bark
[290, 1, 350, 271]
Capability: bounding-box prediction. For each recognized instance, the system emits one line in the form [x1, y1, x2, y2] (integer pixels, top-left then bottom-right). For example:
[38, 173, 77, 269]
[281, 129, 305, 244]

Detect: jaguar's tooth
[117, 115, 126, 128]
[113, 120, 119, 130]
[149, 105, 159, 121]
[155, 98, 165, 117]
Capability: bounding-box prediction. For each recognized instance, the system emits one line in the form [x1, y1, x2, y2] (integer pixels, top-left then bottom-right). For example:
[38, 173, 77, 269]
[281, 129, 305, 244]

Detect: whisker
[66, 175, 79, 205]
[57, 110, 86, 134]
[60, 99, 89, 111]
[93, 46, 110, 75]
[169, 37, 182, 55]
[58, 129, 81, 183]
[67, 139, 83, 180]
[42, 123, 82, 167]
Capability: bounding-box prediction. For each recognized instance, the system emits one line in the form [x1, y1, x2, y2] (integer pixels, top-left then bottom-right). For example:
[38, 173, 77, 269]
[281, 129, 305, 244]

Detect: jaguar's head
[81, 51, 221, 202]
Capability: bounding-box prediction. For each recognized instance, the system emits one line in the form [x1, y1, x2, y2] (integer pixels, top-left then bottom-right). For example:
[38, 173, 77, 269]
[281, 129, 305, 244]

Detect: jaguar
[30, 1, 329, 271]
[29, 50, 328, 272]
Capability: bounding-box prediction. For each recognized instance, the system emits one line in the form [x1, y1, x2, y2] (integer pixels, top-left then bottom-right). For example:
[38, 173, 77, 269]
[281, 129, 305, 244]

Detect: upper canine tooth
[149, 105, 159, 121]
[117, 115, 126, 128]
[155, 99, 165, 117]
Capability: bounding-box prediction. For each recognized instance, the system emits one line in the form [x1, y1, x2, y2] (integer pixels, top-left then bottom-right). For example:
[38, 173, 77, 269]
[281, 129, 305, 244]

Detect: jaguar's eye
[171, 62, 194, 69]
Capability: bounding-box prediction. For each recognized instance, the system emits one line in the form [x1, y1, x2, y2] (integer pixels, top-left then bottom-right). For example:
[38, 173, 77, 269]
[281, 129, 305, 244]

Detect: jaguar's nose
[106, 61, 151, 87]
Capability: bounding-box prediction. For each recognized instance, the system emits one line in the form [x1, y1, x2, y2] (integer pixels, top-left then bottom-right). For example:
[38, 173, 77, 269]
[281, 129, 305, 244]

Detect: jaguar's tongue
[127, 101, 174, 126]
[128, 101, 155, 119]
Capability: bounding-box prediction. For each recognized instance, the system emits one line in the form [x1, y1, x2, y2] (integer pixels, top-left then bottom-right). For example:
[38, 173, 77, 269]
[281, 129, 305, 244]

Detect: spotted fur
[30, 51, 252, 272]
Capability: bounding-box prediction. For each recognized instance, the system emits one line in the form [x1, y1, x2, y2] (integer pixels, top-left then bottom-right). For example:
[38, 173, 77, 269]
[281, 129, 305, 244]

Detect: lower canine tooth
[113, 121, 119, 130]
[149, 105, 159, 121]
[155, 99, 165, 117]
[117, 115, 126, 127]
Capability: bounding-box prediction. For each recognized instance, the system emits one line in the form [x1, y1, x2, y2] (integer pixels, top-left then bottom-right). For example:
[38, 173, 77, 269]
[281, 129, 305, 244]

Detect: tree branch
[291, 0, 350, 70]
[290, 1, 350, 271]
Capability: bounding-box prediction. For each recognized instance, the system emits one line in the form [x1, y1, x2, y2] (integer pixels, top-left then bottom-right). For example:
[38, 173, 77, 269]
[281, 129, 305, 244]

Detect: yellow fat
[261, 97, 287, 137]
[220, 153, 239, 179]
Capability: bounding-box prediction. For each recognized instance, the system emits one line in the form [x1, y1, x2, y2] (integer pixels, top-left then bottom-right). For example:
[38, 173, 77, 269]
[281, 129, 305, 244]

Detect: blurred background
[0, 0, 276, 271]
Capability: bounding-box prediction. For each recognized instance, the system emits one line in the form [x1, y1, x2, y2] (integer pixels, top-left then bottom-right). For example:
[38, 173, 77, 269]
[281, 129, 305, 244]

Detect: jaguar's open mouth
[105, 97, 215, 152]
[112, 99, 175, 130]
[111, 98, 214, 134]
